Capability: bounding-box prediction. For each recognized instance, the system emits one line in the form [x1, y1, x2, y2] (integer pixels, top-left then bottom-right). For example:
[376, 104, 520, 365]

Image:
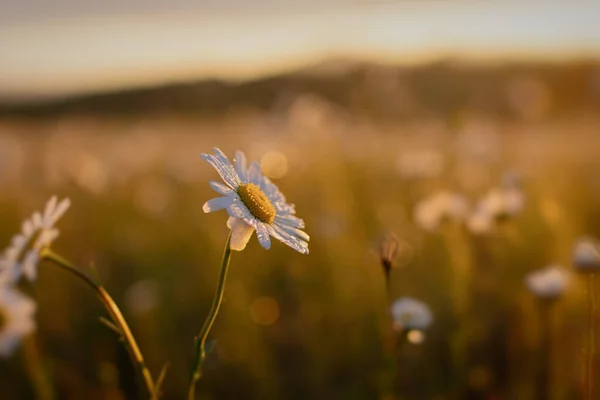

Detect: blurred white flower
[414, 191, 469, 231]
[525, 265, 569, 300]
[572, 236, 600, 273]
[202, 148, 309, 253]
[395, 150, 444, 180]
[466, 206, 494, 235]
[0, 285, 36, 357]
[0, 197, 70, 283]
[391, 297, 433, 331]
[478, 187, 525, 220]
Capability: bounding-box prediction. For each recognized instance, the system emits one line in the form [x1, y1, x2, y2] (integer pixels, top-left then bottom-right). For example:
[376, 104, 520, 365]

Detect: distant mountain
[1, 59, 599, 121]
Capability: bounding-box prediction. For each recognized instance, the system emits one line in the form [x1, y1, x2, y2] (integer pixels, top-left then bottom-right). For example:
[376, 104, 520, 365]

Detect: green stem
[587, 273, 596, 400]
[188, 232, 232, 400]
[41, 250, 156, 398]
[22, 335, 55, 400]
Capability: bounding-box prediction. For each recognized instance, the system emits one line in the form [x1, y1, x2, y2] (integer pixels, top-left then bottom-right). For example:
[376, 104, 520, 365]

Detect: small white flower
[201, 148, 309, 253]
[414, 191, 469, 231]
[0, 196, 70, 283]
[572, 236, 600, 273]
[0, 285, 36, 357]
[466, 206, 494, 235]
[478, 187, 525, 220]
[391, 297, 433, 330]
[395, 150, 444, 180]
[525, 265, 569, 300]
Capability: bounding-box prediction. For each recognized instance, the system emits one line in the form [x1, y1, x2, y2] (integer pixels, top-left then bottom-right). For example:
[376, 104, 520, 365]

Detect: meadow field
[0, 66, 600, 399]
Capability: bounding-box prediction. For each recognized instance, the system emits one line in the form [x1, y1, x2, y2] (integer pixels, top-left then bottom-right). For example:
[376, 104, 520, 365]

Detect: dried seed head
[379, 232, 399, 273]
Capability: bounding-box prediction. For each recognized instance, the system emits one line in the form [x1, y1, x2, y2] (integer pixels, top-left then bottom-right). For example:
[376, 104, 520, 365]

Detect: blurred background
[1, 0, 600, 398]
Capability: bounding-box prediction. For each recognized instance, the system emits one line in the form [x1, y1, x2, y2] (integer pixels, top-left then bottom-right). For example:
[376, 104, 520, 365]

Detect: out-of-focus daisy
[395, 150, 444, 180]
[525, 265, 569, 300]
[0, 196, 70, 283]
[201, 148, 309, 253]
[391, 297, 433, 331]
[414, 191, 469, 231]
[0, 285, 36, 357]
[478, 186, 525, 221]
[466, 205, 494, 235]
[572, 236, 600, 274]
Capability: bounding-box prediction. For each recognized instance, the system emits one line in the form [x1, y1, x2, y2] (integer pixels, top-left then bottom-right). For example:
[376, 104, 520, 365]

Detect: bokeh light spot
[260, 151, 288, 179]
[407, 329, 425, 344]
[249, 296, 280, 326]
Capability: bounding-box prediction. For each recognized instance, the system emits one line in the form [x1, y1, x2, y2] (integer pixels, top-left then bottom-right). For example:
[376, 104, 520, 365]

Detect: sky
[1, 0, 599, 102]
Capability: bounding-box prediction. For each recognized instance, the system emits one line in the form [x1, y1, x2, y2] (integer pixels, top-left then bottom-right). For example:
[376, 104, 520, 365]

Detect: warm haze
[1, 0, 599, 102]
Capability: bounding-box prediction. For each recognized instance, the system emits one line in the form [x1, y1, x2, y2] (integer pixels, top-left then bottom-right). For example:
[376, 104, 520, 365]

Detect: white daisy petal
[43, 196, 58, 222]
[226, 216, 237, 229]
[201, 153, 240, 189]
[11, 235, 27, 249]
[227, 199, 254, 220]
[213, 148, 242, 186]
[275, 214, 306, 229]
[278, 224, 310, 242]
[32, 213, 43, 229]
[49, 198, 71, 225]
[247, 162, 263, 185]
[209, 181, 235, 196]
[269, 224, 309, 254]
[22, 220, 34, 237]
[275, 202, 296, 214]
[34, 229, 59, 249]
[261, 178, 286, 203]
[234, 151, 248, 183]
[255, 223, 271, 250]
[0, 286, 37, 358]
[228, 218, 255, 251]
[4, 247, 19, 262]
[203, 196, 234, 213]
[0, 265, 19, 285]
[22, 251, 39, 281]
[1, 196, 70, 283]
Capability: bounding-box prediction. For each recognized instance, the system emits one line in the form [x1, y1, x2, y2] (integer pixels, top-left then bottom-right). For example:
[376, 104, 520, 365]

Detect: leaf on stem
[152, 362, 171, 400]
[99, 316, 123, 337]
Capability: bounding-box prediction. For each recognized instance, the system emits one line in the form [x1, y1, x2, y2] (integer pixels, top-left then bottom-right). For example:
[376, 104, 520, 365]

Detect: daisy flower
[414, 191, 469, 232]
[478, 186, 525, 221]
[0, 196, 71, 283]
[391, 297, 433, 331]
[572, 236, 600, 273]
[201, 148, 309, 253]
[0, 285, 36, 357]
[466, 205, 494, 235]
[524, 265, 569, 300]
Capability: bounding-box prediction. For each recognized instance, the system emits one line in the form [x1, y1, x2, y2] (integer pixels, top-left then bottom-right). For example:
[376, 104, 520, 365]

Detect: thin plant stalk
[536, 301, 552, 400]
[22, 335, 55, 400]
[188, 232, 232, 400]
[587, 273, 596, 400]
[40, 249, 156, 398]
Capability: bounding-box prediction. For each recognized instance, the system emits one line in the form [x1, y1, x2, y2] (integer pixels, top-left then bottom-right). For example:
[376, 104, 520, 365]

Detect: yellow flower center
[238, 183, 276, 224]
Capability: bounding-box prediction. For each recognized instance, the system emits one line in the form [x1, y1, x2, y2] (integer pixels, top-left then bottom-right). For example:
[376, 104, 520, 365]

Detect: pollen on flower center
[238, 183, 276, 224]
